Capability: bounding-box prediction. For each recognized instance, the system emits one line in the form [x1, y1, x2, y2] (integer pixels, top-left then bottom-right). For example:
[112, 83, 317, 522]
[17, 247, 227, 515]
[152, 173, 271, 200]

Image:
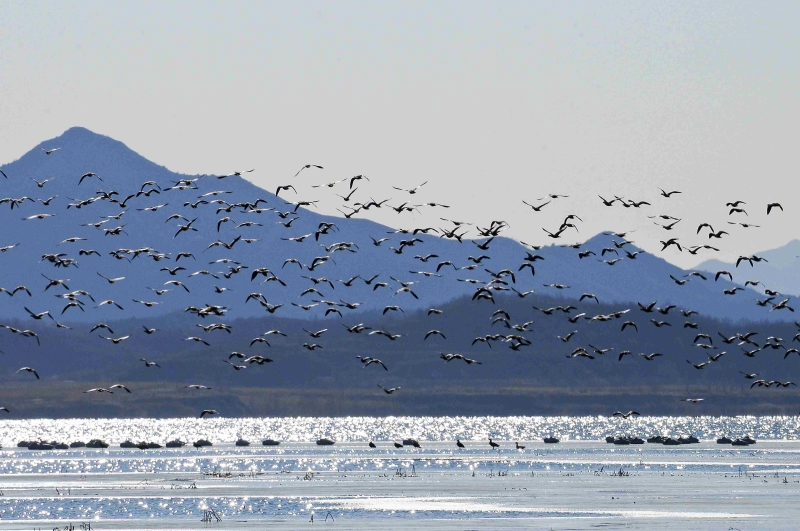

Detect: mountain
[696, 240, 800, 297]
[0, 126, 792, 326]
[0, 127, 798, 418]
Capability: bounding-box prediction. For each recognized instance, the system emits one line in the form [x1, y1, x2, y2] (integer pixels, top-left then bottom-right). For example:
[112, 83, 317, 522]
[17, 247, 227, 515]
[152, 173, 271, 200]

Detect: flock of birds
[0, 142, 796, 424]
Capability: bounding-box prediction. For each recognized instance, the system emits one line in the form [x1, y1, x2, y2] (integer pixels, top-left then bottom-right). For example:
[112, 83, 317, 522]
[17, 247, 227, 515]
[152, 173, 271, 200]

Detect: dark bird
[767, 203, 783, 215]
[658, 188, 682, 198]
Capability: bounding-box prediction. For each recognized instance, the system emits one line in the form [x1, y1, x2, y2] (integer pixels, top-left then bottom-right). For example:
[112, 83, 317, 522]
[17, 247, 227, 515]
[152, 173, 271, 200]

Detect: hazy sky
[1, 1, 798, 268]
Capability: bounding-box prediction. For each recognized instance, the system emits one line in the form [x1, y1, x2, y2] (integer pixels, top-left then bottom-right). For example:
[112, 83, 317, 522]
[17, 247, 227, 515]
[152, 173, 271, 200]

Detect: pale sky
[1, 1, 798, 268]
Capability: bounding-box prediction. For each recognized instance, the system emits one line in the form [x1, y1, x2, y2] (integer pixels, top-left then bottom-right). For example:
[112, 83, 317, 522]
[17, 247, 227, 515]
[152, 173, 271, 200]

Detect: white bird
[99, 335, 131, 344]
[185, 337, 211, 346]
[97, 273, 125, 284]
[16, 367, 40, 379]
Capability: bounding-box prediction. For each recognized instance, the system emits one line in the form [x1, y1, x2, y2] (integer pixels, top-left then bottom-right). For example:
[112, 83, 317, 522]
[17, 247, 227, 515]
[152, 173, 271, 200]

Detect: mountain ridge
[696, 239, 800, 296]
[0, 126, 791, 324]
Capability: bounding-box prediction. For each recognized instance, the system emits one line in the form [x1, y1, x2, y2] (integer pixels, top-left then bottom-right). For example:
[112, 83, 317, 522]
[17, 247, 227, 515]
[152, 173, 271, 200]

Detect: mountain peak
[42, 126, 124, 150]
[4, 126, 177, 181]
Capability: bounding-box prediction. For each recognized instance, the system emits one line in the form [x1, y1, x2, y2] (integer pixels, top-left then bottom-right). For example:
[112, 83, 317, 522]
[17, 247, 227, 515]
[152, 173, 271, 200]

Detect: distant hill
[696, 240, 800, 296]
[0, 292, 797, 417]
[0, 127, 791, 325]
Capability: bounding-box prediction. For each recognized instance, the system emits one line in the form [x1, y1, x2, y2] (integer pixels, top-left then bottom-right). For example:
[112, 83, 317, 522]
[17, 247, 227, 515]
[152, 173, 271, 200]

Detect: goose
[199, 410, 218, 418]
[707, 351, 726, 362]
[22, 214, 55, 221]
[302, 343, 323, 351]
[392, 181, 427, 194]
[185, 337, 210, 346]
[767, 203, 783, 215]
[522, 200, 550, 211]
[568, 313, 587, 323]
[218, 169, 254, 179]
[364, 359, 388, 371]
[770, 299, 795, 312]
[694, 333, 713, 344]
[424, 330, 446, 340]
[598, 195, 617, 207]
[588, 344, 613, 355]
[224, 360, 247, 370]
[95, 300, 124, 310]
[97, 273, 125, 284]
[558, 331, 577, 343]
[669, 275, 689, 286]
[369, 330, 402, 341]
[24, 307, 52, 320]
[89, 323, 114, 334]
[660, 238, 681, 251]
[639, 353, 663, 360]
[140, 359, 160, 368]
[85, 388, 114, 394]
[655, 219, 681, 230]
[99, 335, 131, 344]
[303, 328, 328, 339]
[30, 177, 54, 188]
[78, 172, 102, 184]
[377, 384, 401, 394]
[612, 411, 640, 419]
[16, 367, 40, 379]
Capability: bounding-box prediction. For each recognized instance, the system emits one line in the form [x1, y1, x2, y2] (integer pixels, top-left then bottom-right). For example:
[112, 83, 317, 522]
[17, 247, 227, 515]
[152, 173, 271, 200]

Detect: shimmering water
[2, 415, 800, 445]
[1, 417, 800, 529]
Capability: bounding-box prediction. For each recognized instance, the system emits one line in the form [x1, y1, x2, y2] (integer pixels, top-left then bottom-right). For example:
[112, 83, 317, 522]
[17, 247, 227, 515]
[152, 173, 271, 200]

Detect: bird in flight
[612, 411, 640, 419]
[294, 164, 323, 177]
[16, 367, 40, 379]
[658, 188, 682, 197]
[767, 203, 783, 215]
